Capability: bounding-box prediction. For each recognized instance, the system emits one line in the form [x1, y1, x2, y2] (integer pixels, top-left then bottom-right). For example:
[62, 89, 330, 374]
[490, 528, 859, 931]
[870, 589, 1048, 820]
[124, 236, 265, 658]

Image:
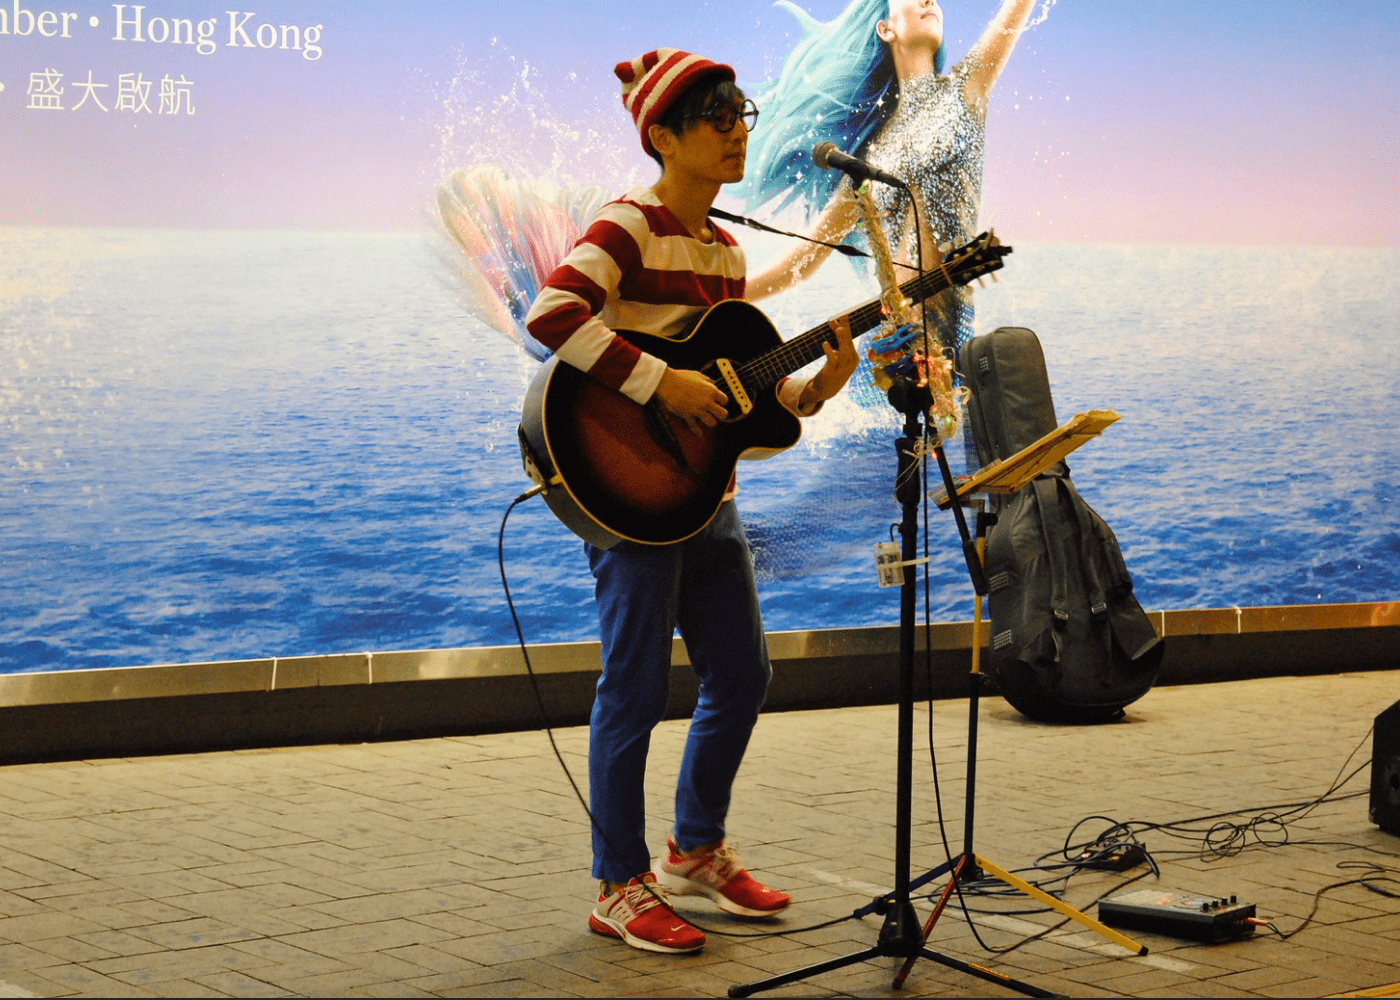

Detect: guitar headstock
[943, 230, 1012, 287]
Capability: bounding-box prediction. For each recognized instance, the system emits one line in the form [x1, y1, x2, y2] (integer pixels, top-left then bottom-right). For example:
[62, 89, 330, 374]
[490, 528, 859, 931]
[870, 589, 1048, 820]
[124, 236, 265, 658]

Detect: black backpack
[960, 327, 1163, 721]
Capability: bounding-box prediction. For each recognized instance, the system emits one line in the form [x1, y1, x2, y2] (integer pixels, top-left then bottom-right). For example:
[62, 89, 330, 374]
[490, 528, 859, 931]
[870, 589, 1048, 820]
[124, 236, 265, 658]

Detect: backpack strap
[1059, 478, 1109, 619]
[1032, 477, 1071, 630]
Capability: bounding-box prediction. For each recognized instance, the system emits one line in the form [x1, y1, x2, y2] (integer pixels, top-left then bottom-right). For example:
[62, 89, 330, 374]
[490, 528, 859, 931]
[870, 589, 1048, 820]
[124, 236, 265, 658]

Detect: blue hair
[739, 0, 946, 218]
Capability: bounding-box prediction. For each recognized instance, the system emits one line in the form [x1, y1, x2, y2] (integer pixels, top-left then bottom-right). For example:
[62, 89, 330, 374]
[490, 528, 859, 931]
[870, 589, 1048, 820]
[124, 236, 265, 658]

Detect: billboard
[3, 1, 1397, 671]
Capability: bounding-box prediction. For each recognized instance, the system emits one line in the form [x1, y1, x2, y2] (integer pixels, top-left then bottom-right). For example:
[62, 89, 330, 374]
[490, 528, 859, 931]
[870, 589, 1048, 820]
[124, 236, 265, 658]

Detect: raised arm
[745, 193, 862, 302]
[961, 0, 1039, 108]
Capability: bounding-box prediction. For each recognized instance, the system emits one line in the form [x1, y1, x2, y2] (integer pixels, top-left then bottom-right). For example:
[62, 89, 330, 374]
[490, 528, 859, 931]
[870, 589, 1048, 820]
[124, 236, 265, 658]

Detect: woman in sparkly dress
[743, 0, 1040, 359]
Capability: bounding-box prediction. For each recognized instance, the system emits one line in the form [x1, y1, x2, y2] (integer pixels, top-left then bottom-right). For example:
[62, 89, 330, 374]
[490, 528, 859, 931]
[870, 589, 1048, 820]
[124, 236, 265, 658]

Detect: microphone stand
[730, 379, 1063, 999]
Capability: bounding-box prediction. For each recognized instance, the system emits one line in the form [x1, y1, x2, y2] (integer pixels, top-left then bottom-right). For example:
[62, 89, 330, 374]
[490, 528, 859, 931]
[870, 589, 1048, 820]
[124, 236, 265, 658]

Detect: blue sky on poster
[1, 0, 1395, 245]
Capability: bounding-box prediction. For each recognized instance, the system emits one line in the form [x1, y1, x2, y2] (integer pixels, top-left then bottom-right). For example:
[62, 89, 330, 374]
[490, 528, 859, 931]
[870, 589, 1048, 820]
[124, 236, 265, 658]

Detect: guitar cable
[496, 489, 865, 940]
[504, 489, 1396, 954]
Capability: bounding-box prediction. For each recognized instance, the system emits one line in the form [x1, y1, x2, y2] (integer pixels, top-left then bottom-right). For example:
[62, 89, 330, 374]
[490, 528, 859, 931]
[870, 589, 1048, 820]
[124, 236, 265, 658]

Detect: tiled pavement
[0, 670, 1397, 998]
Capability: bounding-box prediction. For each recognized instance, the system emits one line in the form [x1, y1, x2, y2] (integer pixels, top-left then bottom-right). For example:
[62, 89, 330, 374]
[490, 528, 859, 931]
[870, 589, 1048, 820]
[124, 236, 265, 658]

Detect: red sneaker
[654, 838, 790, 918]
[588, 873, 706, 954]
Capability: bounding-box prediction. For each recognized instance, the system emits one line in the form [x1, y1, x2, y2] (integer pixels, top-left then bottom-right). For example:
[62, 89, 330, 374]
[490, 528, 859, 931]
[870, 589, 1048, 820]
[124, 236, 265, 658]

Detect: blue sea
[2, 227, 1397, 673]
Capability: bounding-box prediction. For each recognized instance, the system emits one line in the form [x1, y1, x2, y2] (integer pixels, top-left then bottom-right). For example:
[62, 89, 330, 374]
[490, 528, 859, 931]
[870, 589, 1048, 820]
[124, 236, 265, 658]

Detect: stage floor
[0, 670, 1396, 997]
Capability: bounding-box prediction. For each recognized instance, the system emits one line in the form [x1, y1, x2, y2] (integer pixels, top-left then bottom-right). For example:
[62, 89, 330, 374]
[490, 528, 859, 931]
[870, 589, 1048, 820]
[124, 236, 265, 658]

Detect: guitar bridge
[714, 358, 752, 416]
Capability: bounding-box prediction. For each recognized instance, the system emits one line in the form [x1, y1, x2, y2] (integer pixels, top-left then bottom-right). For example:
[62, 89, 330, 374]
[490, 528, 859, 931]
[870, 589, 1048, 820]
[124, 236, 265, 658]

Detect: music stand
[934, 409, 1120, 505]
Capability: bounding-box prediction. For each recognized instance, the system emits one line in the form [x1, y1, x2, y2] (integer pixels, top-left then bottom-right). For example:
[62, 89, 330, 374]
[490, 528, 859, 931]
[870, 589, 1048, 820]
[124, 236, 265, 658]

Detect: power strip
[1098, 889, 1256, 942]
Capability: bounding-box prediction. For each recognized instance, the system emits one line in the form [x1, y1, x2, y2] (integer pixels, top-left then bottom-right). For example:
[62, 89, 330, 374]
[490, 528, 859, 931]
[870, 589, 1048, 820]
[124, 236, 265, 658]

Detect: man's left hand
[800, 315, 859, 411]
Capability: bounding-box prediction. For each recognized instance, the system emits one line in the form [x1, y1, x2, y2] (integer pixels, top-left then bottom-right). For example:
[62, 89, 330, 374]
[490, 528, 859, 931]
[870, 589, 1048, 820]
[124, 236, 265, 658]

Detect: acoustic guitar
[518, 231, 1011, 549]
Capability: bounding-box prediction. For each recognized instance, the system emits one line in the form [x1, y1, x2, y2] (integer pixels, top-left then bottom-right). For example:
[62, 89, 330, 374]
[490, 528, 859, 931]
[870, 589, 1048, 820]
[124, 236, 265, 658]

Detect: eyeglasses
[698, 99, 759, 134]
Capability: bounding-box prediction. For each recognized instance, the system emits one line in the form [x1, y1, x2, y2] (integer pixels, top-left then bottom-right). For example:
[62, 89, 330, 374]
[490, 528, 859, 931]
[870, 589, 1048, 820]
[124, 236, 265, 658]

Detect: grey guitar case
[960, 327, 1162, 721]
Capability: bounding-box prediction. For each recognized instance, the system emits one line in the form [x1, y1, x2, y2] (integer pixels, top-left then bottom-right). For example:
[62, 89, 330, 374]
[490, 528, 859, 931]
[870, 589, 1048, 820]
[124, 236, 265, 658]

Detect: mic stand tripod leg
[728, 390, 1029, 999]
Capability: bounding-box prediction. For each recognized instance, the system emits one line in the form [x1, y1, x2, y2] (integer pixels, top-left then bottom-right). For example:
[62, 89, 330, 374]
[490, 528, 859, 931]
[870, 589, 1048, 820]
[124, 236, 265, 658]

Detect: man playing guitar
[524, 48, 858, 954]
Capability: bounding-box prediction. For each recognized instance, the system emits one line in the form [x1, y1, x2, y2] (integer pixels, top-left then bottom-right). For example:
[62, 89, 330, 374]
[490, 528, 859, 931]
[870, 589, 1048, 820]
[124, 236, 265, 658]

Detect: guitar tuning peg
[990, 272, 999, 283]
[975, 277, 985, 288]
[937, 242, 952, 255]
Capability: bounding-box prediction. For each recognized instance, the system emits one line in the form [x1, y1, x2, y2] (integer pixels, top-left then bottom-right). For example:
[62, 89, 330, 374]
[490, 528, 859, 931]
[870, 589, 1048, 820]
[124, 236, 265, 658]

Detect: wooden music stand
[935, 409, 1120, 507]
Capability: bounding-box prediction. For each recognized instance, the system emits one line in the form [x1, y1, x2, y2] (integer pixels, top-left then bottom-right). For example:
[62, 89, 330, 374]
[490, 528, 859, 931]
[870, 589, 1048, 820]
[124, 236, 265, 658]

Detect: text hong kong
[0, 4, 325, 61]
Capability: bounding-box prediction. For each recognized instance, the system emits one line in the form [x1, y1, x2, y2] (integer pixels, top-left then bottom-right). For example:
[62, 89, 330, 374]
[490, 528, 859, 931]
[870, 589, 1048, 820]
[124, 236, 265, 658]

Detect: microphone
[811, 141, 905, 189]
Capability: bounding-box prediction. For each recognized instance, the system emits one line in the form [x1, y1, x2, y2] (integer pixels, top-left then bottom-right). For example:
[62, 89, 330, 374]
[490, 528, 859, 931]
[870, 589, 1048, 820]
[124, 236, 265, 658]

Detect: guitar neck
[752, 266, 962, 386]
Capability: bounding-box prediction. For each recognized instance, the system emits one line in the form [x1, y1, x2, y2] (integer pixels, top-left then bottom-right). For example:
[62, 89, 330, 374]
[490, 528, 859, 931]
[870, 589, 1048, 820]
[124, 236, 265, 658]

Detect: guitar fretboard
[735, 247, 998, 391]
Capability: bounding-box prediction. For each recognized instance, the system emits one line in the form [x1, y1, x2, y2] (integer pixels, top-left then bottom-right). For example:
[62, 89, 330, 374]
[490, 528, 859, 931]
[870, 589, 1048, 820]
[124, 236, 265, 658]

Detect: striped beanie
[614, 49, 735, 157]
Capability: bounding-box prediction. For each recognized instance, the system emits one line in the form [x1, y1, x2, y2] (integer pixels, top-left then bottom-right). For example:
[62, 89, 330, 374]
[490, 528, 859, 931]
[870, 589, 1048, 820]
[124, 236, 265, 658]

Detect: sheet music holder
[935, 409, 1120, 506]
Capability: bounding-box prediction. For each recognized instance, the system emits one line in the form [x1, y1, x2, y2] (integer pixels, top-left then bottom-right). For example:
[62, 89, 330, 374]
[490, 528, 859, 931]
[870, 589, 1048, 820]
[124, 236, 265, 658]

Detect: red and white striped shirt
[525, 187, 746, 404]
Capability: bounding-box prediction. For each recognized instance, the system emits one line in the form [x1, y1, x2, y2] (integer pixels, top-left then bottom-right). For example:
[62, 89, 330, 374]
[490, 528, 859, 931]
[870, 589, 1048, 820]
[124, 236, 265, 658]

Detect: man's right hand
[652, 367, 729, 435]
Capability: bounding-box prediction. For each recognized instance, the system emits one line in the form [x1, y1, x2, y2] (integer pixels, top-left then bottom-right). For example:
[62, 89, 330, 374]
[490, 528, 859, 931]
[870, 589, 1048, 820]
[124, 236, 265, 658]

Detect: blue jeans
[585, 501, 771, 882]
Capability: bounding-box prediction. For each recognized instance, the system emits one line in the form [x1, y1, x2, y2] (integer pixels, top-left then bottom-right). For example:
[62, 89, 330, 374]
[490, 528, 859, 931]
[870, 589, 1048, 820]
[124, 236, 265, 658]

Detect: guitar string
[737, 286, 900, 385]
[737, 250, 991, 385]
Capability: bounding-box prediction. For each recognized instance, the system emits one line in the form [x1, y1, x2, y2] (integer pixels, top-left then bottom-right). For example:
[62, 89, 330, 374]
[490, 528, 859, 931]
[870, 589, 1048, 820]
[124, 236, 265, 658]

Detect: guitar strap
[706, 206, 919, 272]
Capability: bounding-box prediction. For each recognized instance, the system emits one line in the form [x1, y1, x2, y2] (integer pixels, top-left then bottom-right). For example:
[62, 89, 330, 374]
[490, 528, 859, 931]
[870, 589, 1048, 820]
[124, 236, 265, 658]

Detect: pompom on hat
[614, 49, 735, 157]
